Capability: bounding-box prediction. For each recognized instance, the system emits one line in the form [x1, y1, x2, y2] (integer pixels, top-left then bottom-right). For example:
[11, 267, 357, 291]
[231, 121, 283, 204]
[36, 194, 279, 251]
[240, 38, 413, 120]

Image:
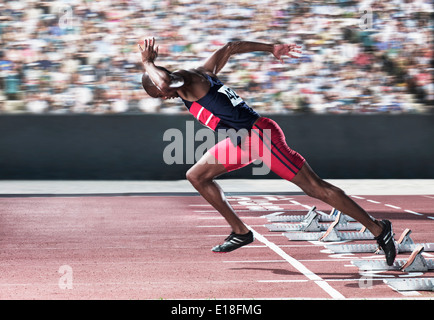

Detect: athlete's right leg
[186, 150, 250, 236]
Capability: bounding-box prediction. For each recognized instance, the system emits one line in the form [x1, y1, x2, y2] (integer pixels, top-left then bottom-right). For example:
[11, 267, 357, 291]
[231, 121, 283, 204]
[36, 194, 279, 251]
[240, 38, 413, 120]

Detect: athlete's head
[141, 66, 179, 100]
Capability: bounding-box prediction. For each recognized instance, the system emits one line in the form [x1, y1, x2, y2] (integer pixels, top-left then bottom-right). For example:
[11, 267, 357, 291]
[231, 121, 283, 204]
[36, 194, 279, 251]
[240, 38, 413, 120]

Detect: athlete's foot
[212, 231, 254, 253]
[374, 220, 397, 266]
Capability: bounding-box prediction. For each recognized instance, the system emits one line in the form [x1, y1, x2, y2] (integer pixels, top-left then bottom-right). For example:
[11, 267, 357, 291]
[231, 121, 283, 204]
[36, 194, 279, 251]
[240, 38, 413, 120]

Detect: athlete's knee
[186, 168, 199, 186]
[186, 166, 212, 188]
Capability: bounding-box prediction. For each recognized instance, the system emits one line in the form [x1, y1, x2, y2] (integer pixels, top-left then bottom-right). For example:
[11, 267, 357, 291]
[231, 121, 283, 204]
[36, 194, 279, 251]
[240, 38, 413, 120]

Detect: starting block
[325, 229, 434, 254]
[267, 206, 355, 223]
[284, 211, 373, 242]
[266, 208, 363, 232]
[352, 245, 434, 272]
[384, 278, 434, 292]
[285, 228, 374, 242]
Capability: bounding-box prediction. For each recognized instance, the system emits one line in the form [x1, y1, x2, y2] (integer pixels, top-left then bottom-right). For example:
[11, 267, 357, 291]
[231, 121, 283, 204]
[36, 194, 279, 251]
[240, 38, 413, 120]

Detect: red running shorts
[209, 117, 305, 181]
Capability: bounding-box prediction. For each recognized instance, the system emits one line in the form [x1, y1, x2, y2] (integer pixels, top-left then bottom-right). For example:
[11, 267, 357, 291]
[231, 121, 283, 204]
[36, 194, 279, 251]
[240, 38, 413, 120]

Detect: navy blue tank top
[181, 74, 260, 136]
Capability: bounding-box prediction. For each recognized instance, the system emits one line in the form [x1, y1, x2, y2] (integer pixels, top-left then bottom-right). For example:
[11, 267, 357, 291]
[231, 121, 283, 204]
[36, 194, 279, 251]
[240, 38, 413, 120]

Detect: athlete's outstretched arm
[202, 41, 302, 74]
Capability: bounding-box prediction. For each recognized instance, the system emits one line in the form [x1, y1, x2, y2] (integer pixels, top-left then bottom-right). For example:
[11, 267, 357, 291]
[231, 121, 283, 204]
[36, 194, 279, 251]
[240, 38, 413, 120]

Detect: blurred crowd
[0, 0, 432, 115]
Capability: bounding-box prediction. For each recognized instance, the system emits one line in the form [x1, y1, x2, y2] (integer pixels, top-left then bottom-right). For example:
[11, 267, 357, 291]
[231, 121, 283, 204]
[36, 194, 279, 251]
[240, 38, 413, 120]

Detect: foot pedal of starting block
[319, 211, 343, 241]
[300, 213, 322, 231]
[397, 228, 414, 245]
[318, 211, 373, 242]
[352, 245, 433, 272]
[384, 278, 434, 292]
[400, 245, 430, 272]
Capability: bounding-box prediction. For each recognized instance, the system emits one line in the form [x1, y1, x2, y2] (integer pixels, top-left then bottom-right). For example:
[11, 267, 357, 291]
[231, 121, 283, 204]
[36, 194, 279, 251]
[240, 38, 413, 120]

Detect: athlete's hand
[138, 37, 159, 64]
[272, 43, 302, 63]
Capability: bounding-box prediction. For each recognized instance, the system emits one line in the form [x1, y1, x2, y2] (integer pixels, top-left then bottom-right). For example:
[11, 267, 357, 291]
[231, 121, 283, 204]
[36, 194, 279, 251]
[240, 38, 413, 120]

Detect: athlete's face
[153, 88, 179, 100]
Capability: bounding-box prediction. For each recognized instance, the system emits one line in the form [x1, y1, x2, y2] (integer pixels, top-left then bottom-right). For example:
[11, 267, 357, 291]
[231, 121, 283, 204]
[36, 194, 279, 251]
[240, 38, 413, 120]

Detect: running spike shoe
[212, 231, 254, 253]
[375, 220, 397, 266]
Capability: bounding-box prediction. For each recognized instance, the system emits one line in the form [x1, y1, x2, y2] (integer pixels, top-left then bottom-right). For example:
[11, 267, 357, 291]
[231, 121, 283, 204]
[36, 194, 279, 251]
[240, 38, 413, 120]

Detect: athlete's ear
[168, 72, 185, 89]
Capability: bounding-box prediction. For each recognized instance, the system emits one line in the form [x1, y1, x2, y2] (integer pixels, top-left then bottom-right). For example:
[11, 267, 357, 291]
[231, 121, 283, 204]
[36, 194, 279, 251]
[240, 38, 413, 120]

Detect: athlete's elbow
[224, 41, 241, 55]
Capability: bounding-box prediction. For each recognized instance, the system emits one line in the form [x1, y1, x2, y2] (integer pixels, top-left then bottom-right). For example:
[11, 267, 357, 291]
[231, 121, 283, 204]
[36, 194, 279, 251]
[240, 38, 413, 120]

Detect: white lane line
[351, 196, 365, 199]
[367, 199, 381, 204]
[246, 226, 345, 299]
[260, 211, 285, 218]
[384, 204, 401, 209]
[404, 210, 423, 216]
[360, 197, 431, 220]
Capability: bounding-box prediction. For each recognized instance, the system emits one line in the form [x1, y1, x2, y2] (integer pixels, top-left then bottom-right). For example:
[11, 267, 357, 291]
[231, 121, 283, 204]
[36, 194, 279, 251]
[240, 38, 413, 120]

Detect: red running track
[0, 194, 433, 299]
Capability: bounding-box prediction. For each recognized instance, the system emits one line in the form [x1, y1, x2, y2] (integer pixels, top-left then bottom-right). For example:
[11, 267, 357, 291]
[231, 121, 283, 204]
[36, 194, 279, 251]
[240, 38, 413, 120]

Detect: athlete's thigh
[188, 150, 228, 180]
[251, 117, 305, 181]
[208, 137, 254, 174]
[291, 161, 321, 186]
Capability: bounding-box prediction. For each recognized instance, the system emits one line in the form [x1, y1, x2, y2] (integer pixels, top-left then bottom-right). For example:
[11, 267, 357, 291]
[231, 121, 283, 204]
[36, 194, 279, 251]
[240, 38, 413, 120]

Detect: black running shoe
[375, 220, 397, 266]
[212, 231, 254, 253]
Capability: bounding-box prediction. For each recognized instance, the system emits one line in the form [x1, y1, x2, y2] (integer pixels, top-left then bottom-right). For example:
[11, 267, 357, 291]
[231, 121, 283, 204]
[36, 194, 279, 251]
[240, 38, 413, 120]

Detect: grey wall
[0, 114, 432, 180]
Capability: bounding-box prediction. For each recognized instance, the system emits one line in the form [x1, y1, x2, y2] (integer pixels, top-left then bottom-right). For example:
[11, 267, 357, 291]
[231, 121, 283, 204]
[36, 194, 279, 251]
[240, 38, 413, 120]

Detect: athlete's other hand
[272, 43, 302, 63]
[138, 37, 159, 64]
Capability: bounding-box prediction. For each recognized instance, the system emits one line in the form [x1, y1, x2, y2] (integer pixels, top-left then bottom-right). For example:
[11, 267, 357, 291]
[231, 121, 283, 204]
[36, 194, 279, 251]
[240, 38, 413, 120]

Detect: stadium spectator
[0, 0, 432, 114]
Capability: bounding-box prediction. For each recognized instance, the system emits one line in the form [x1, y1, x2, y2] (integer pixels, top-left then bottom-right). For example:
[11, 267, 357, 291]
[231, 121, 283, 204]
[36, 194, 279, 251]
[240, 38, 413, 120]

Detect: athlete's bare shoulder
[173, 68, 212, 101]
[194, 67, 219, 79]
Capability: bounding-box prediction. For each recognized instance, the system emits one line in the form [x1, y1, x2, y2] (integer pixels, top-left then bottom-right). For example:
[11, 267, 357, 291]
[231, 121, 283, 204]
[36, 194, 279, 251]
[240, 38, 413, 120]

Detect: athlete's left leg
[252, 117, 383, 237]
[254, 117, 396, 264]
[290, 162, 383, 237]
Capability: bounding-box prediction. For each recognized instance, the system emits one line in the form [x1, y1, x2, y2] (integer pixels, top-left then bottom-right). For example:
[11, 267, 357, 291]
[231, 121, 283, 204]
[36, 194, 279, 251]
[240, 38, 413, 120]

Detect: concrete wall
[0, 114, 432, 180]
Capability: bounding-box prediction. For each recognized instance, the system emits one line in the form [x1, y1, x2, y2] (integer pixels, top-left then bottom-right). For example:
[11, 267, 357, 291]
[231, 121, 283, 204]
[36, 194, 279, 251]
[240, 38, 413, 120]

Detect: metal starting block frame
[266, 208, 363, 232]
[325, 229, 434, 254]
[284, 211, 373, 242]
[384, 278, 434, 292]
[352, 245, 434, 272]
[285, 228, 374, 242]
[267, 206, 355, 223]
